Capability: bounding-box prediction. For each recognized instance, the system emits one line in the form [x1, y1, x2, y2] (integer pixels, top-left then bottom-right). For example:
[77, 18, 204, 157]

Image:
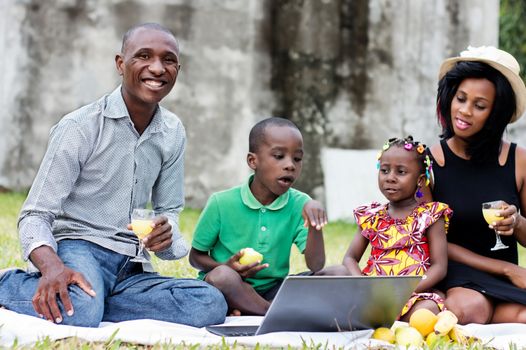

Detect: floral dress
[353, 201, 452, 315]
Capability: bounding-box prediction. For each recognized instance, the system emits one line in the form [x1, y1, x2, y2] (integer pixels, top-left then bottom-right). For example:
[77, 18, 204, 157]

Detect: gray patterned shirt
[18, 86, 188, 272]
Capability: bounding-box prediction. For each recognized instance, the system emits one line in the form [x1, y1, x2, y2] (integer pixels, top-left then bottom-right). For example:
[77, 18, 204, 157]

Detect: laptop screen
[256, 275, 421, 334]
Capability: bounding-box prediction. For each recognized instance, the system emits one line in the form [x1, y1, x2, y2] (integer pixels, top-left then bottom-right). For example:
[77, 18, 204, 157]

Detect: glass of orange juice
[482, 200, 509, 251]
[130, 208, 155, 262]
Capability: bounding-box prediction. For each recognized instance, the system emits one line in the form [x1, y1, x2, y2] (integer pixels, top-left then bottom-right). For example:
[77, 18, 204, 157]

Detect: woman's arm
[448, 242, 526, 288]
[342, 229, 368, 275]
[416, 218, 448, 293]
[512, 145, 526, 246]
[491, 144, 526, 246]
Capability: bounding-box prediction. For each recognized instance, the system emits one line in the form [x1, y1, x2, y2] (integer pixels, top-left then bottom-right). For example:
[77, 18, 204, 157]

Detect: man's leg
[0, 240, 109, 326]
[104, 268, 227, 327]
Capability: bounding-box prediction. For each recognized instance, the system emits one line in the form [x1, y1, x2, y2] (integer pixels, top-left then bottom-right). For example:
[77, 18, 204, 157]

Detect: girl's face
[378, 146, 423, 204]
[450, 78, 495, 139]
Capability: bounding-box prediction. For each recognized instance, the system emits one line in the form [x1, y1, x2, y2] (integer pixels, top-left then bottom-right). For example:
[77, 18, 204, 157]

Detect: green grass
[0, 192, 357, 349]
[2, 192, 524, 350]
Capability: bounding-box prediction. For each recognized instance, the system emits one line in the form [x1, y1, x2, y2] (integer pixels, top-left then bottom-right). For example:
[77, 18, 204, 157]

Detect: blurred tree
[500, 0, 526, 80]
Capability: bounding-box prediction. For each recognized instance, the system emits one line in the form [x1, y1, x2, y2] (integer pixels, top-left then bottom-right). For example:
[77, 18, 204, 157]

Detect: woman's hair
[437, 61, 516, 163]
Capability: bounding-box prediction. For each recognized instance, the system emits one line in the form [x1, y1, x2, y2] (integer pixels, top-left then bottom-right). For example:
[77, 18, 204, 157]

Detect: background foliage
[500, 0, 526, 80]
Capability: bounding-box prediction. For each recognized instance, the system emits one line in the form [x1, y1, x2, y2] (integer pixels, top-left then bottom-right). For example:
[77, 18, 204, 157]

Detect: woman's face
[450, 78, 496, 139]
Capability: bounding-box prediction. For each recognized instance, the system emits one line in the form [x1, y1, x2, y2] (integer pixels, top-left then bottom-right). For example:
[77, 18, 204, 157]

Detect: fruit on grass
[426, 331, 450, 348]
[449, 325, 478, 346]
[239, 248, 263, 265]
[409, 308, 438, 336]
[371, 327, 395, 343]
[395, 326, 423, 347]
[434, 310, 458, 335]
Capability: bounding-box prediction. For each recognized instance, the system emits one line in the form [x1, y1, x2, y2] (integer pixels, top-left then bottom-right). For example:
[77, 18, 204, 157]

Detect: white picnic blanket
[0, 309, 525, 349]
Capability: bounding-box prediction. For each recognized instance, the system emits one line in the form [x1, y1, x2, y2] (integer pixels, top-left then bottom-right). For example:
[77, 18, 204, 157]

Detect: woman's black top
[431, 140, 526, 304]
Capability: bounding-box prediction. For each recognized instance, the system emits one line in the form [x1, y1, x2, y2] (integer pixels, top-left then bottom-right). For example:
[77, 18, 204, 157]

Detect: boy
[189, 117, 326, 315]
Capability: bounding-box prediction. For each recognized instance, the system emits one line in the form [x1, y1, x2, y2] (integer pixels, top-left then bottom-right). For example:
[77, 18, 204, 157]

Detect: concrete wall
[2, 0, 522, 218]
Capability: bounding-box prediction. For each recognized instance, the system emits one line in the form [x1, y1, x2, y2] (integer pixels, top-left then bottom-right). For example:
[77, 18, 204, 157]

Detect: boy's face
[377, 146, 422, 204]
[248, 125, 304, 204]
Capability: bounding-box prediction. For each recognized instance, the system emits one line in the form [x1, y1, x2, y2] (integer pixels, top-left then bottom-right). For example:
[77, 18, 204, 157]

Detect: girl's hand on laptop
[226, 251, 268, 278]
[302, 200, 328, 231]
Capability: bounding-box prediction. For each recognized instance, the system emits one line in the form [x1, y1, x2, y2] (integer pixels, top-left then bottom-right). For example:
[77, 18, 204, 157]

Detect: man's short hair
[121, 22, 179, 54]
[249, 117, 300, 153]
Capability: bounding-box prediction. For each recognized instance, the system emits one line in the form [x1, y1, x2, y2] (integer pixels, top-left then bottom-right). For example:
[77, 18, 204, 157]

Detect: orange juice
[131, 219, 153, 239]
[482, 208, 503, 225]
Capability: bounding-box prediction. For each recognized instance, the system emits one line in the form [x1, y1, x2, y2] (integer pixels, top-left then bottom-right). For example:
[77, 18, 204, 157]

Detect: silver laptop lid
[256, 275, 421, 335]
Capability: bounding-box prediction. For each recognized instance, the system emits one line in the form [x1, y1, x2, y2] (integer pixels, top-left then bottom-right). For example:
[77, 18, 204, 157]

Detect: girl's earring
[416, 186, 423, 198]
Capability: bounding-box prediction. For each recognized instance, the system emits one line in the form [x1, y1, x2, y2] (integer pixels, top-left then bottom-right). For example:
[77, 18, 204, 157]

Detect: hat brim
[438, 57, 526, 123]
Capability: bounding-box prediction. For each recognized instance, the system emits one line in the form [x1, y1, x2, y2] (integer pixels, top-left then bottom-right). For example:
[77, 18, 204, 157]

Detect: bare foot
[229, 309, 241, 316]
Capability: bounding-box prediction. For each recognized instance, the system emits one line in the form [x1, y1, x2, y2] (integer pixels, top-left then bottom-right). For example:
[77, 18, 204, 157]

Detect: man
[0, 23, 227, 327]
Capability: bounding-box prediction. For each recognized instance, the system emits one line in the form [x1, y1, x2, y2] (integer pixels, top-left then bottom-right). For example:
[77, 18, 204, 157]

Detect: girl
[428, 46, 526, 324]
[320, 136, 452, 320]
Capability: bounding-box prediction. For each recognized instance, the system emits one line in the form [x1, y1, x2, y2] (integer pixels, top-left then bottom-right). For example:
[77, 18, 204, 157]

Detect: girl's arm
[416, 218, 448, 293]
[342, 228, 368, 275]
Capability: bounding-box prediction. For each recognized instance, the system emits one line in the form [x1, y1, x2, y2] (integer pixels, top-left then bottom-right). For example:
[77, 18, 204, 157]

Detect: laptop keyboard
[206, 325, 258, 337]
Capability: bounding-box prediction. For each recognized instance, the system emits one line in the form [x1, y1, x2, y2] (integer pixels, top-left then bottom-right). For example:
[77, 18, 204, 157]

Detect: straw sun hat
[438, 46, 526, 123]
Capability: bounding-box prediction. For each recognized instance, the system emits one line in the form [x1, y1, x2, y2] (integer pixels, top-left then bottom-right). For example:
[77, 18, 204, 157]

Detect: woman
[427, 46, 526, 324]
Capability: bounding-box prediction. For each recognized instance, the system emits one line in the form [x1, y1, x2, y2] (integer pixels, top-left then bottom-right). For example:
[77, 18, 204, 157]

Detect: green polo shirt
[192, 175, 311, 293]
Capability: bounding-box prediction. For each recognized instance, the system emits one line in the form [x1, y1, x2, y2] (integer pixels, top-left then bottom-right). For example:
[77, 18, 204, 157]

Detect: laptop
[206, 275, 421, 336]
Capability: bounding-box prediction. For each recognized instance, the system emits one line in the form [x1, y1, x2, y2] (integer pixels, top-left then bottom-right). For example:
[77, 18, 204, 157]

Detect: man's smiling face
[116, 27, 180, 110]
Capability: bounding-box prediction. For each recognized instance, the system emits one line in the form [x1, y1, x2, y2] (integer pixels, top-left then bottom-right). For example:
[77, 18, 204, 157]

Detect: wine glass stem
[495, 231, 503, 244]
[138, 240, 145, 257]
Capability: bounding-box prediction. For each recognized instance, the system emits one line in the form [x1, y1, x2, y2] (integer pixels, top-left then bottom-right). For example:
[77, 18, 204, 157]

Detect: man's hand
[33, 264, 96, 323]
[127, 215, 173, 252]
[302, 200, 328, 230]
[226, 250, 268, 279]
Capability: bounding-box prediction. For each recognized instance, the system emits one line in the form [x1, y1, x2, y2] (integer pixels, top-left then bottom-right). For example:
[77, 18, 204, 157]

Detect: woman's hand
[504, 264, 526, 289]
[491, 202, 520, 236]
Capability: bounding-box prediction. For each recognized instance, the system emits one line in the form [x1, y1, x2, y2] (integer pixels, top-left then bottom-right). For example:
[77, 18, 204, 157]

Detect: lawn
[2, 192, 525, 349]
[0, 192, 358, 277]
[0, 192, 357, 349]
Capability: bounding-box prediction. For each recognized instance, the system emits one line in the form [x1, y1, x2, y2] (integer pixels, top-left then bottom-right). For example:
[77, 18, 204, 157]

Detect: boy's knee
[205, 265, 241, 290]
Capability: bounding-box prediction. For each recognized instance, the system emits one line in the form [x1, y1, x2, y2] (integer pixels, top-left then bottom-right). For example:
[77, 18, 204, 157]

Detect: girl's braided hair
[377, 136, 432, 186]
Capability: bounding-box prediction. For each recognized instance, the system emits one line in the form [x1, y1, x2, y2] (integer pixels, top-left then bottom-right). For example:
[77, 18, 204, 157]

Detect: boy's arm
[189, 247, 268, 279]
[342, 229, 367, 275]
[302, 200, 327, 272]
[416, 218, 448, 293]
[189, 247, 222, 272]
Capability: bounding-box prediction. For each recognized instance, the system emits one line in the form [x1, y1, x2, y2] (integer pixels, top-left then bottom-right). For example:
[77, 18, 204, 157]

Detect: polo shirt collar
[240, 174, 289, 210]
[103, 85, 164, 134]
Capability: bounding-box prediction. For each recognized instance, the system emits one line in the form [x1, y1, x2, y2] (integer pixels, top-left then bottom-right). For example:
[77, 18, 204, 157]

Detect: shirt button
[261, 226, 267, 232]
[261, 208, 266, 213]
